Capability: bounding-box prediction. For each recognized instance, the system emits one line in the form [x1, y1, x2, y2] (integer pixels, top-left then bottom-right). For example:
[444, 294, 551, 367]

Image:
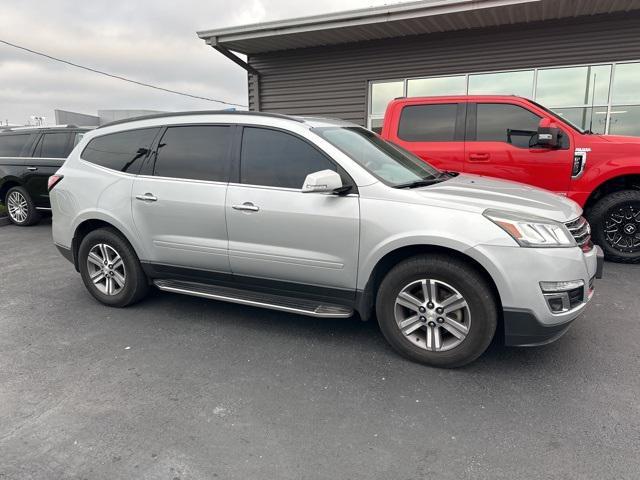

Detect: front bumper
[503, 308, 576, 346]
[471, 243, 603, 347]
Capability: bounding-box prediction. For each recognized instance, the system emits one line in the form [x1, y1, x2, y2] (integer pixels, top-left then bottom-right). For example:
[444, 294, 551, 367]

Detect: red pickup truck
[382, 95, 640, 263]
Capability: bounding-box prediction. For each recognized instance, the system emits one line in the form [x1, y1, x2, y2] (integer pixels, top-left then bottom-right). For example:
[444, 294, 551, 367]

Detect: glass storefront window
[611, 62, 640, 105]
[370, 81, 404, 116]
[608, 105, 640, 136]
[370, 117, 384, 134]
[369, 62, 640, 136]
[552, 107, 607, 134]
[407, 75, 466, 97]
[468, 70, 534, 97]
[536, 65, 611, 107]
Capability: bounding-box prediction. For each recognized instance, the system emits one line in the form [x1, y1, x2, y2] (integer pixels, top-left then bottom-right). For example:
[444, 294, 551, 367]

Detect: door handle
[135, 193, 158, 202]
[469, 152, 491, 162]
[232, 202, 260, 212]
[27, 166, 38, 171]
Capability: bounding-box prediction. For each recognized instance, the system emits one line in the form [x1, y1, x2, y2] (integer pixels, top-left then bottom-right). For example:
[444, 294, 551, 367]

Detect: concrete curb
[0, 215, 11, 227]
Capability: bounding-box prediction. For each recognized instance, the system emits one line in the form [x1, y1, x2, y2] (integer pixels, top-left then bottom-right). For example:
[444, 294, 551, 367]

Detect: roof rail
[98, 110, 305, 129]
[0, 124, 81, 132]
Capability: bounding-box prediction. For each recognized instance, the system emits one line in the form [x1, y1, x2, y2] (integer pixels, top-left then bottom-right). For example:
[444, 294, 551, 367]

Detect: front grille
[565, 216, 592, 251]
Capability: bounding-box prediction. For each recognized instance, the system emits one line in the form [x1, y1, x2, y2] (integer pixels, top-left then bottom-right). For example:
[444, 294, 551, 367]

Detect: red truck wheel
[589, 190, 640, 264]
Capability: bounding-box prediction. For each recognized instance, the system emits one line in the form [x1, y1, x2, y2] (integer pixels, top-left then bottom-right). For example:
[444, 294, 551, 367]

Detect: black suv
[0, 125, 90, 225]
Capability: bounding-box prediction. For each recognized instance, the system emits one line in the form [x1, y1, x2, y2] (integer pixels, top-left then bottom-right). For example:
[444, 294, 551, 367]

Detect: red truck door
[383, 100, 466, 172]
[464, 101, 573, 194]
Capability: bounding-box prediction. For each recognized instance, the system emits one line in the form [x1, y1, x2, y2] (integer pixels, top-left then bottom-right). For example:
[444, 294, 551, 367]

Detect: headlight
[483, 209, 576, 248]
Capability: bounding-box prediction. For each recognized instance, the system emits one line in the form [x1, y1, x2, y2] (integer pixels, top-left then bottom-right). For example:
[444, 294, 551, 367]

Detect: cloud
[0, 0, 397, 125]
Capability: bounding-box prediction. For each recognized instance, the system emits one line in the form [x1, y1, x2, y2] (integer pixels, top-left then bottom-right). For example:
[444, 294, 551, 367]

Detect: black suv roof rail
[98, 110, 304, 129]
[0, 124, 80, 132]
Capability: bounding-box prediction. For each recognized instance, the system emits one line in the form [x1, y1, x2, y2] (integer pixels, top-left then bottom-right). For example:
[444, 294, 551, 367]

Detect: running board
[153, 279, 354, 318]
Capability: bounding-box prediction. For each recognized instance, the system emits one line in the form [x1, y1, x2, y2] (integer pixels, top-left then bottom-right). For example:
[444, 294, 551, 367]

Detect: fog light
[540, 280, 585, 313]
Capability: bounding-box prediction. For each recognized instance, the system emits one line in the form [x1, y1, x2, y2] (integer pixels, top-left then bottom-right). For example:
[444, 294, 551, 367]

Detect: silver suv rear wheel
[86, 243, 127, 296]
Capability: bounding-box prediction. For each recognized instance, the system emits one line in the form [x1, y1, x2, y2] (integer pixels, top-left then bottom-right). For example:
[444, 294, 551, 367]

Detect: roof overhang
[197, 0, 640, 55]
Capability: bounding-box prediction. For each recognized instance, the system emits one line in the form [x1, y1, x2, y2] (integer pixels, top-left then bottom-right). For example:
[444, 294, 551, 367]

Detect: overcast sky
[0, 0, 406, 125]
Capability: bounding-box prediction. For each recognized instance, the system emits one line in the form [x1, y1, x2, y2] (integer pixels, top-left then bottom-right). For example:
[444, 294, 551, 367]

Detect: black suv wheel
[376, 254, 497, 368]
[5, 186, 41, 226]
[589, 190, 640, 263]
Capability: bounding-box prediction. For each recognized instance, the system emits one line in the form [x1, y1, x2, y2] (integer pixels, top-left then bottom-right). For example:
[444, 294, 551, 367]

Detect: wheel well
[72, 219, 124, 270]
[0, 181, 20, 203]
[359, 244, 503, 324]
[584, 175, 640, 213]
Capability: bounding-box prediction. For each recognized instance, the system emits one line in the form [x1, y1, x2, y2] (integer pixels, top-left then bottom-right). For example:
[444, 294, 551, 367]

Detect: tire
[78, 228, 149, 307]
[588, 190, 640, 264]
[376, 254, 497, 368]
[5, 186, 41, 226]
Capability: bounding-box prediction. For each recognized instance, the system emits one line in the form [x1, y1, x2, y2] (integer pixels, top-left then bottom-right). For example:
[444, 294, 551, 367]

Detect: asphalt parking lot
[1, 220, 639, 480]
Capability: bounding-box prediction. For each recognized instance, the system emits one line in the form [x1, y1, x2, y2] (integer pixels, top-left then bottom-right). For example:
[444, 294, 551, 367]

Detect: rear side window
[0, 134, 31, 157]
[240, 127, 336, 189]
[153, 125, 231, 182]
[398, 104, 458, 142]
[34, 132, 72, 158]
[475, 103, 541, 148]
[82, 128, 159, 173]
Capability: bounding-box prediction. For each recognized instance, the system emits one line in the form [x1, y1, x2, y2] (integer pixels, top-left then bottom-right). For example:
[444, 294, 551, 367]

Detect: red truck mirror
[537, 117, 560, 148]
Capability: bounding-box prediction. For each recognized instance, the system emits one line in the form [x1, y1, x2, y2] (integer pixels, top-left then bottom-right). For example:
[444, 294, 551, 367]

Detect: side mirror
[301, 169, 343, 194]
[536, 117, 560, 148]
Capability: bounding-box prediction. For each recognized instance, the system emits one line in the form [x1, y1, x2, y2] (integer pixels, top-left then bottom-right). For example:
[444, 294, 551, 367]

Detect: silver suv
[50, 111, 603, 367]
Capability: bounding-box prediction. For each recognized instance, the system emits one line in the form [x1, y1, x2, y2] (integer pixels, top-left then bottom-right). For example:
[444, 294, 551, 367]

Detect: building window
[407, 75, 466, 97]
[468, 70, 534, 97]
[368, 61, 640, 136]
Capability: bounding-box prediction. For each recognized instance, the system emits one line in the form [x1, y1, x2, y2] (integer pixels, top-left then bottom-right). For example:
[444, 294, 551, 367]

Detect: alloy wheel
[7, 191, 28, 223]
[86, 243, 126, 296]
[394, 279, 471, 352]
[604, 202, 640, 253]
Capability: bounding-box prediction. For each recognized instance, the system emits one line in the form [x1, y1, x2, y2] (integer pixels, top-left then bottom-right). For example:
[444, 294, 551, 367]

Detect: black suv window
[153, 125, 231, 182]
[35, 132, 72, 158]
[0, 134, 31, 157]
[398, 104, 458, 142]
[82, 128, 159, 173]
[240, 127, 335, 189]
[475, 103, 541, 148]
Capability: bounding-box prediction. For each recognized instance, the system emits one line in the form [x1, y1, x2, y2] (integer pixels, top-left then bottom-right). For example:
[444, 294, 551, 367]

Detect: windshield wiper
[393, 178, 442, 189]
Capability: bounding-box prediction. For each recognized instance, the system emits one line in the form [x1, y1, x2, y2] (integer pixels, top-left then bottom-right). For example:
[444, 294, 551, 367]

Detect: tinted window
[36, 132, 72, 158]
[398, 104, 458, 142]
[153, 126, 231, 182]
[0, 134, 31, 157]
[240, 127, 335, 189]
[82, 128, 159, 173]
[475, 103, 541, 148]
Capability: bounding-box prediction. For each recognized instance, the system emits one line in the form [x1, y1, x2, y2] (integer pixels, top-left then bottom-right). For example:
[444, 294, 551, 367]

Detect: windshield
[529, 100, 587, 134]
[312, 126, 442, 187]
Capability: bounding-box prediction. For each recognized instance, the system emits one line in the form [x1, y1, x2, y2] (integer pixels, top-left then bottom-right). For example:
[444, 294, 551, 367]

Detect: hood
[410, 174, 581, 222]
[593, 134, 640, 145]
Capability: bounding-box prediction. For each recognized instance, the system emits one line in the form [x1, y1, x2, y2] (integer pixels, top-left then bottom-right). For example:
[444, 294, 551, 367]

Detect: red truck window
[398, 104, 458, 142]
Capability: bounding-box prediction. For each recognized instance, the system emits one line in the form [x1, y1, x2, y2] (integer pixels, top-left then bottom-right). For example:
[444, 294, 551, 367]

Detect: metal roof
[197, 0, 640, 54]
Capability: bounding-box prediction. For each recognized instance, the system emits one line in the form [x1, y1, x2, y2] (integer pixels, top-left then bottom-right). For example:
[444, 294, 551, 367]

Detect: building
[198, 0, 640, 135]
[54, 109, 166, 127]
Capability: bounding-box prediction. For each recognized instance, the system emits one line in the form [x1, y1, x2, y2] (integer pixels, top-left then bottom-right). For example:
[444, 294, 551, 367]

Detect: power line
[0, 39, 248, 108]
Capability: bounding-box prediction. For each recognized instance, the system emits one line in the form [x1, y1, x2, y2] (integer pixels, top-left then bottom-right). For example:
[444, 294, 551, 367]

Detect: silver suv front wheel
[376, 254, 497, 368]
[395, 279, 471, 352]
